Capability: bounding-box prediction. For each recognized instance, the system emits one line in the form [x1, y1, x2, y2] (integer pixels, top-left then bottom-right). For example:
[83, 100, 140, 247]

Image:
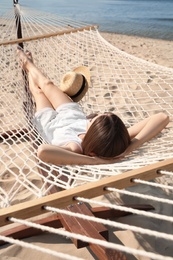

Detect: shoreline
[1, 16, 173, 68]
[100, 31, 173, 69]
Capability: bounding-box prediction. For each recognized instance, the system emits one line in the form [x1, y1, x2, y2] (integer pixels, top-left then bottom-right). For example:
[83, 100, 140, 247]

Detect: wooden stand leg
[1, 203, 128, 259]
[0, 214, 62, 246]
[59, 202, 127, 260]
[90, 204, 154, 219]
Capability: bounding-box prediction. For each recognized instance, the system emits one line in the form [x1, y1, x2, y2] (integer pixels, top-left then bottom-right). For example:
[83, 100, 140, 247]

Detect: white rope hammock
[0, 3, 173, 259]
[0, 3, 173, 207]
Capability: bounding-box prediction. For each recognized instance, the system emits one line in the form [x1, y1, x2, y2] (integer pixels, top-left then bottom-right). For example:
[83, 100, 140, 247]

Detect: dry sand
[101, 32, 173, 68]
[0, 32, 173, 260]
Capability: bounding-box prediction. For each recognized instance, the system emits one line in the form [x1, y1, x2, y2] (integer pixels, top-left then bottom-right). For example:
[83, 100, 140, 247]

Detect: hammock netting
[0, 4, 173, 208]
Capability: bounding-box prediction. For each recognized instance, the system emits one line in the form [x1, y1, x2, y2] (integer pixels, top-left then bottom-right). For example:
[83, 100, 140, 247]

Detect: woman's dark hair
[82, 113, 131, 158]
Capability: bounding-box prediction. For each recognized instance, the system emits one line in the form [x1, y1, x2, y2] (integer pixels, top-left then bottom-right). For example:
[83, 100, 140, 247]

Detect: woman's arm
[37, 112, 169, 166]
[37, 144, 121, 166]
[126, 112, 169, 155]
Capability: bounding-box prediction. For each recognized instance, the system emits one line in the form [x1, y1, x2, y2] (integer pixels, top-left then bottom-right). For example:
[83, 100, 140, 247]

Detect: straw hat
[59, 66, 90, 102]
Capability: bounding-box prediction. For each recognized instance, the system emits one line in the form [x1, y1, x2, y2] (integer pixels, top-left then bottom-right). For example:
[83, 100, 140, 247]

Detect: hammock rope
[0, 4, 173, 207]
[1, 3, 173, 260]
[6, 216, 173, 260]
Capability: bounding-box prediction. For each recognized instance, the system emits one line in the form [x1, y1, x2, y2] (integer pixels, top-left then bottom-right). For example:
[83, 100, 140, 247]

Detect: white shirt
[34, 102, 88, 149]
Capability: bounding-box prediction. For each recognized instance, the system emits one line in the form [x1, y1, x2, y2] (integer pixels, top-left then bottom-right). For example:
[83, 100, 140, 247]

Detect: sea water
[1, 0, 173, 40]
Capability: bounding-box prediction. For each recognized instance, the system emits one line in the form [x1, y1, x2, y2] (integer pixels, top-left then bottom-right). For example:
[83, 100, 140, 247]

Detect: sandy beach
[101, 32, 173, 69]
[0, 31, 173, 260]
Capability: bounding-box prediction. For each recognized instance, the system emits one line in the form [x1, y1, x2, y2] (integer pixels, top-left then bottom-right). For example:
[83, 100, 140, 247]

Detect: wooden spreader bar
[1, 157, 173, 227]
[1, 157, 171, 259]
[0, 25, 98, 46]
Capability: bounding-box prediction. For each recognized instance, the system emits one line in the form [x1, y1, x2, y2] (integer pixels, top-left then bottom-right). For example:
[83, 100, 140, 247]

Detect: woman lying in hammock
[17, 49, 169, 165]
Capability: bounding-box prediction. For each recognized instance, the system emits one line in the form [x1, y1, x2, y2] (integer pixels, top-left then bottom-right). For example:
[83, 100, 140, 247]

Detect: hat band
[70, 75, 86, 99]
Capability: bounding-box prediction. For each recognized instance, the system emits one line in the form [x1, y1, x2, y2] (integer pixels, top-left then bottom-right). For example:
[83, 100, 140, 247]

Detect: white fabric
[34, 102, 88, 148]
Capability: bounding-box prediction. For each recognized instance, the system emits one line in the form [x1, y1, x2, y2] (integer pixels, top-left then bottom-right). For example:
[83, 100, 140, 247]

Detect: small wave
[150, 18, 173, 22]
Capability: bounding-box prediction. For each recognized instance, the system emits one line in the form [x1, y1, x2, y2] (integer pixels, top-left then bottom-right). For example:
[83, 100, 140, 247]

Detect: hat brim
[72, 66, 90, 102]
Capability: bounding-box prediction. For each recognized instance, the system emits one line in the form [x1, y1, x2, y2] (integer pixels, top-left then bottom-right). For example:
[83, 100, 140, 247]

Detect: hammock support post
[13, 0, 23, 49]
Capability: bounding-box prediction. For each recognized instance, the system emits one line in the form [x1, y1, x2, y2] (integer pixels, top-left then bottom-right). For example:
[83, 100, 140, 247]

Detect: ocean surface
[1, 0, 173, 40]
